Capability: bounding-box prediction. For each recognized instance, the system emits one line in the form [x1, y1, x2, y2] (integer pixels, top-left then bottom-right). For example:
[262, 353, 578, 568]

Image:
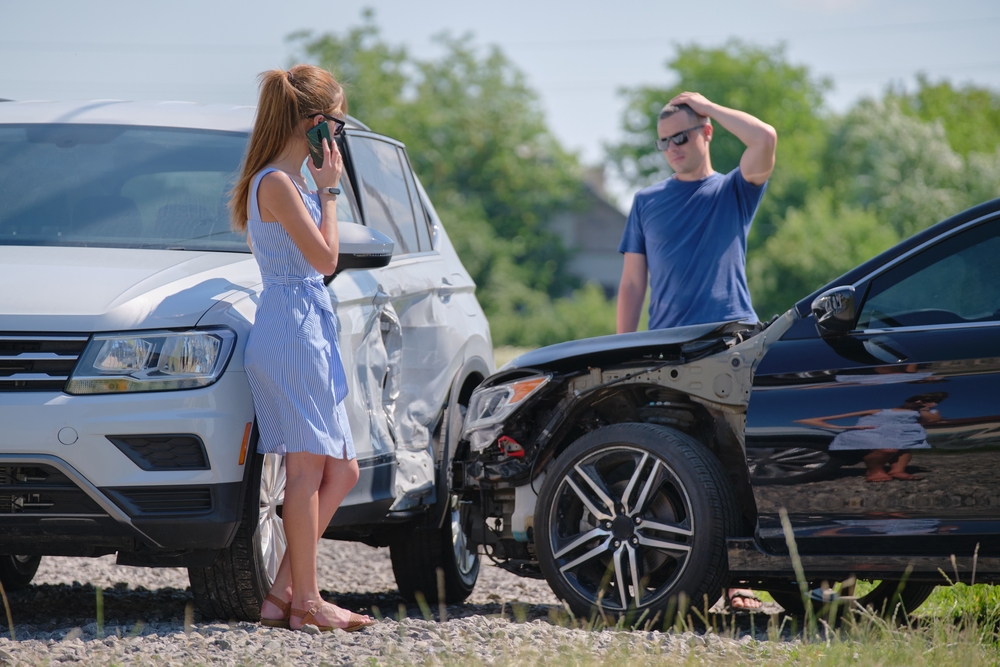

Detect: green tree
[290, 13, 584, 301]
[889, 75, 1000, 158]
[824, 98, 969, 238]
[288, 12, 627, 347]
[748, 190, 899, 318]
[607, 40, 831, 243]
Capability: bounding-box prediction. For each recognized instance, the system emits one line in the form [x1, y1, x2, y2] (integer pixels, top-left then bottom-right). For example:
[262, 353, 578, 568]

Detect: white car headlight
[65, 328, 236, 394]
[462, 375, 551, 452]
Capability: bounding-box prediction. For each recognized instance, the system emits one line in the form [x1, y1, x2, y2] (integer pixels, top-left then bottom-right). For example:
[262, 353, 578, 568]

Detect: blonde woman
[230, 64, 373, 633]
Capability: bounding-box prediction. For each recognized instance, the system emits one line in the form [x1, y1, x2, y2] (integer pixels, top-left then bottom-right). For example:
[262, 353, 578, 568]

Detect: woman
[798, 393, 946, 482]
[230, 64, 373, 633]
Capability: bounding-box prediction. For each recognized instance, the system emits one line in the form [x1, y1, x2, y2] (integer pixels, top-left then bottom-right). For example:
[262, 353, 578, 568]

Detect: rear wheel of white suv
[389, 401, 480, 603]
[189, 452, 285, 621]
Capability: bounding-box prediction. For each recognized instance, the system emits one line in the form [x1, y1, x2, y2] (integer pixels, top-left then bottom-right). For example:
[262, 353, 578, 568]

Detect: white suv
[0, 100, 493, 619]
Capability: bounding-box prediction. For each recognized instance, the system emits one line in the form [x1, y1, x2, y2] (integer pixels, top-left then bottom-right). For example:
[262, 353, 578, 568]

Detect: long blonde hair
[230, 64, 347, 232]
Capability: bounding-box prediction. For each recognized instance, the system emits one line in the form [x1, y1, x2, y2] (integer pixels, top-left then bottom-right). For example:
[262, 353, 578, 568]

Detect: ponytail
[230, 65, 346, 231]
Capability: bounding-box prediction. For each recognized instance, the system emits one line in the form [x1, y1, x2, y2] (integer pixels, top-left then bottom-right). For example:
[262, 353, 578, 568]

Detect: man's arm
[617, 252, 648, 334]
[670, 92, 777, 185]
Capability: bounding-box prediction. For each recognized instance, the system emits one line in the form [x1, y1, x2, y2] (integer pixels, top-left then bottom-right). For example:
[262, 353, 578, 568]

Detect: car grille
[0, 464, 105, 515]
[105, 486, 214, 515]
[0, 334, 89, 392]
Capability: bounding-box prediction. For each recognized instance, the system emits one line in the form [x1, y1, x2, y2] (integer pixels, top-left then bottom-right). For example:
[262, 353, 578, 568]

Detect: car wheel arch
[530, 382, 757, 536]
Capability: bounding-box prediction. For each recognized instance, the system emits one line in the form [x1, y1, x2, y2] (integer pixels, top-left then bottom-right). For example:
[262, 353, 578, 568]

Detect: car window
[398, 148, 433, 251]
[0, 124, 249, 252]
[858, 218, 1000, 329]
[348, 136, 419, 255]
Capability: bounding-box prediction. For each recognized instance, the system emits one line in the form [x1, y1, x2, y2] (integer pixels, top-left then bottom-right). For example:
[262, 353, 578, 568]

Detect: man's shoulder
[635, 177, 674, 199]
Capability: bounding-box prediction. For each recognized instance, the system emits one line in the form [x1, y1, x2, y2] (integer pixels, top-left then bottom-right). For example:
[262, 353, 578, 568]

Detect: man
[616, 92, 777, 611]
[617, 91, 776, 334]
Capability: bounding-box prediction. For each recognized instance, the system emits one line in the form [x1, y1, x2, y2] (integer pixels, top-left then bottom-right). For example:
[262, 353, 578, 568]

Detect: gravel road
[0, 540, 786, 665]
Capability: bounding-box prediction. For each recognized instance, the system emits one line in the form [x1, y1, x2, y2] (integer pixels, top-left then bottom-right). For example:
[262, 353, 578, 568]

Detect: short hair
[659, 103, 707, 124]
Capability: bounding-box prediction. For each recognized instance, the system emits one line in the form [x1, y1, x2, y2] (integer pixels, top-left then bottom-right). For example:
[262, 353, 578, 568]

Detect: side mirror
[811, 286, 857, 338]
[324, 222, 394, 285]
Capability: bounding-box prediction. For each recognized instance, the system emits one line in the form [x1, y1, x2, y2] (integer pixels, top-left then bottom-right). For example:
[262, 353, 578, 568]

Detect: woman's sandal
[260, 594, 291, 629]
[290, 604, 376, 633]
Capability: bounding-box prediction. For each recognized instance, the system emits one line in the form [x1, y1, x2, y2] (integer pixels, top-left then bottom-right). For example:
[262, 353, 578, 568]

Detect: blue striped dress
[244, 167, 355, 459]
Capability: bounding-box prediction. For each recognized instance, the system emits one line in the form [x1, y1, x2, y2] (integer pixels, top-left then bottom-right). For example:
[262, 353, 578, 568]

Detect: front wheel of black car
[0, 554, 41, 591]
[189, 452, 285, 620]
[535, 423, 740, 620]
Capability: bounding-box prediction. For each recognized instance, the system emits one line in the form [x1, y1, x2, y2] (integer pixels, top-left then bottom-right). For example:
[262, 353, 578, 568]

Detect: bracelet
[319, 186, 340, 198]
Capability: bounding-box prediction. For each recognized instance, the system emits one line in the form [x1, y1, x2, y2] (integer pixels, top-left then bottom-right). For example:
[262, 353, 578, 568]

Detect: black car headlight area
[461, 374, 551, 452]
[65, 328, 236, 395]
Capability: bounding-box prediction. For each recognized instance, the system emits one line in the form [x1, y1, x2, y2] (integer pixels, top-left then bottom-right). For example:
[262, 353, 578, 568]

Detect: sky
[2, 0, 998, 171]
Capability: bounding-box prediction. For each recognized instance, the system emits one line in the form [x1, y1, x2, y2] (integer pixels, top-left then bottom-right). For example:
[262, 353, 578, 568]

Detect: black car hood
[503, 320, 751, 373]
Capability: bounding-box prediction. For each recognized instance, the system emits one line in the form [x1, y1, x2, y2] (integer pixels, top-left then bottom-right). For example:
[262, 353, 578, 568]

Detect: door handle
[437, 278, 459, 297]
[864, 337, 908, 364]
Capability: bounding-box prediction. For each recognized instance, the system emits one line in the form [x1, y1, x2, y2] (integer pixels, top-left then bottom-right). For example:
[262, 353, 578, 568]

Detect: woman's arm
[796, 409, 880, 429]
[257, 138, 342, 275]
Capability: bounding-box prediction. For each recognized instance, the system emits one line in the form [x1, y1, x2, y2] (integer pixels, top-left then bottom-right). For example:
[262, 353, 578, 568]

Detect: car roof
[0, 99, 370, 134]
[794, 197, 1000, 317]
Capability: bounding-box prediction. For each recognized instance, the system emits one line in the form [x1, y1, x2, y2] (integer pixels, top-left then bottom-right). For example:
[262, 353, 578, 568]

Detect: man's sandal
[290, 604, 375, 633]
[724, 590, 763, 613]
[260, 594, 291, 629]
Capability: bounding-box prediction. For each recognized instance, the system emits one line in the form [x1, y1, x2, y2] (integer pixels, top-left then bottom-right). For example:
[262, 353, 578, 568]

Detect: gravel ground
[0, 540, 787, 665]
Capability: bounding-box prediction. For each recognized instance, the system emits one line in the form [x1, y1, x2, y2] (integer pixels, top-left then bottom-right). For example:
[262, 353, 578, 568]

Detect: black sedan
[454, 197, 1000, 619]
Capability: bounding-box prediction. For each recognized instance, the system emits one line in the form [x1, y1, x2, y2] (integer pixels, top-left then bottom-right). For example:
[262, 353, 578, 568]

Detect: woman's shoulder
[258, 169, 302, 197]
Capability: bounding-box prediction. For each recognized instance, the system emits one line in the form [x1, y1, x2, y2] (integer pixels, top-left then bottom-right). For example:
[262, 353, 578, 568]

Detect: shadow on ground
[0, 583, 783, 637]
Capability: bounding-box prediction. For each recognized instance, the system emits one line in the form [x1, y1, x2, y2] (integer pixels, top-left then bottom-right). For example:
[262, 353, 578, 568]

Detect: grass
[493, 346, 535, 369]
[369, 582, 1000, 667]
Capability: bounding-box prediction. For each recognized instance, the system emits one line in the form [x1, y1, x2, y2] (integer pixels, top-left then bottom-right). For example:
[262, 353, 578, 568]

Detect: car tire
[389, 396, 481, 604]
[768, 580, 935, 622]
[189, 452, 285, 621]
[535, 423, 740, 620]
[0, 554, 41, 591]
[389, 498, 480, 604]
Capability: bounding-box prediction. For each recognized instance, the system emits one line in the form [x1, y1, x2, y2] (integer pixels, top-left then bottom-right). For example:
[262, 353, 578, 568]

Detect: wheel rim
[749, 448, 830, 480]
[548, 445, 694, 613]
[257, 453, 287, 585]
[450, 497, 477, 579]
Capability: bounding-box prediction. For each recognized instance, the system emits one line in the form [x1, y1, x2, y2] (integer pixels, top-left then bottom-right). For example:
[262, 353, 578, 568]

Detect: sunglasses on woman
[655, 124, 705, 151]
[315, 113, 346, 137]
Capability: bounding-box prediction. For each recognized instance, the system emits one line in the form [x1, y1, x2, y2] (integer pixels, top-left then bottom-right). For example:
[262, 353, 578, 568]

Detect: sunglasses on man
[315, 113, 346, 137]
[655, 124, 706, 151]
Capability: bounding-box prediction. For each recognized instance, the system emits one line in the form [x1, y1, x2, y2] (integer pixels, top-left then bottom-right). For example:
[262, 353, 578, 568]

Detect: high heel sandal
[260, 594, 291, 629]
[290, 603, 375, 633]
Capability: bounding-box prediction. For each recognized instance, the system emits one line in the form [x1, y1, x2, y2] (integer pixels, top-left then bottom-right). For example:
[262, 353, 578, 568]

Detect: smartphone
[305, 122, 331, 169]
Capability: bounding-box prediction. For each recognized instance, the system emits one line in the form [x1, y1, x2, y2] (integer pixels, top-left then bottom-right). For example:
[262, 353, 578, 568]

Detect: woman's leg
[289, 455, 367, 629]
[262, 454, 361, 621]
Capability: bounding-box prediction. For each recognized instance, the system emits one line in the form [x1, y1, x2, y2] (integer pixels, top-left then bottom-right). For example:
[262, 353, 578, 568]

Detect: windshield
[0, 124, 253, 252]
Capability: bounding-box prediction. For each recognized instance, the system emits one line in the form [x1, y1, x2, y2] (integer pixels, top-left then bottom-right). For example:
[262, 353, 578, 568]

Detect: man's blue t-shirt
[618, 167, 766, 330]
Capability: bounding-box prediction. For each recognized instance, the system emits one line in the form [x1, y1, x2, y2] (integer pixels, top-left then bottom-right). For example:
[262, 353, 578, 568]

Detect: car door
[345, 133, 470, 511]
[746, 215, 1000, 555]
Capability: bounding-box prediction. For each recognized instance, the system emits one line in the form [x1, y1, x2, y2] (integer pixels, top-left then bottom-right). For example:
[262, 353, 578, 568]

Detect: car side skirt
[728, 537, 1000, 584]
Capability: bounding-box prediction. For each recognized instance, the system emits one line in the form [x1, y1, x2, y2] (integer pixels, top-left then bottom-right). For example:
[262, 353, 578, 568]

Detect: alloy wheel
[546, 445, 695, 613]
[257, 453, 286, 585]
[450, 496, 478, 580]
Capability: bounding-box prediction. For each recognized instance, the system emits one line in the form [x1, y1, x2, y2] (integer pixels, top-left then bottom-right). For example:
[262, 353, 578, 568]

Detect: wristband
[320, 187, 340, 198]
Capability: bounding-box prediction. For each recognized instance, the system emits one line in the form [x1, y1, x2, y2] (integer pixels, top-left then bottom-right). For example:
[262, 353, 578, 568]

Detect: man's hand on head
[669, 92, 715, 118]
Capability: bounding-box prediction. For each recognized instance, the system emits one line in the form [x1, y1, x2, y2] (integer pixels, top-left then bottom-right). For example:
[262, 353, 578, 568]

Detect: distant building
[548, 167, 628, 297]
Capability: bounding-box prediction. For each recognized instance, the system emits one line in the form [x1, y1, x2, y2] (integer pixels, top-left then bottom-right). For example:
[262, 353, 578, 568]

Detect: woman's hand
[307, 135, 343, 190]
